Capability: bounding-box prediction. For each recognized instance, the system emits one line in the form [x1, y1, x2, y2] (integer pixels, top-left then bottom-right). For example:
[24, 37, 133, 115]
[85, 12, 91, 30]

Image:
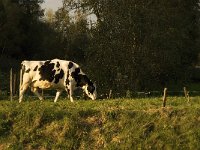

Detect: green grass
[0, 97, 200, 149]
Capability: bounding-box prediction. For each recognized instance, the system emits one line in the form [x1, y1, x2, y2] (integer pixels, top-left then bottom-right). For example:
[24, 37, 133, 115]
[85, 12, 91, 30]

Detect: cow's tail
[19, 62, 25, 92]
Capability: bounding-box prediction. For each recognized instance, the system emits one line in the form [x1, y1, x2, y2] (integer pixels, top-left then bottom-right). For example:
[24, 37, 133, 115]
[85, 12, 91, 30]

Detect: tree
[52, 1, 90, 64]
[72, 0, 200, 93]
[0, 0, 64, 67]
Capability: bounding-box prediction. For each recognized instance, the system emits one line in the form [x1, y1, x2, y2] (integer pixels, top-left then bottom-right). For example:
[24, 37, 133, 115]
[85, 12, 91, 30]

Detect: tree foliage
[51, 1, 90, 64]
[0, 0, 62, 69]
[82, 0, 200, 93]
[0, 0, 199, 94]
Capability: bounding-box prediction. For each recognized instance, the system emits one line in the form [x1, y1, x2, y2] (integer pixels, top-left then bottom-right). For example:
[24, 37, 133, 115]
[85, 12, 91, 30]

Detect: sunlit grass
[0, 97, 200, 149]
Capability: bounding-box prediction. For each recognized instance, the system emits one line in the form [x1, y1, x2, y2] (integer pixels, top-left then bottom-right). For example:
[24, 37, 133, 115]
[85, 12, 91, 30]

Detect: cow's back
[21, 59, 82, 90]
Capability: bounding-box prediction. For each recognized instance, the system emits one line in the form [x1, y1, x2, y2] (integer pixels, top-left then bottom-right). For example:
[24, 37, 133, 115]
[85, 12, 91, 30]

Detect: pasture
[1, 97, 200, 149]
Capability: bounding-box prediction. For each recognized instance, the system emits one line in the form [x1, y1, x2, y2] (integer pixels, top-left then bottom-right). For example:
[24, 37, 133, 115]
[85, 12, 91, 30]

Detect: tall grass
[0, 97, 200, 149]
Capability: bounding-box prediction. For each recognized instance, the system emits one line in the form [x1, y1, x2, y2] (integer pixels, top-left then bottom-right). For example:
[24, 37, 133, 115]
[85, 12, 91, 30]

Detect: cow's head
[71, 66, 97, 100]
[82, 82, 97, 100]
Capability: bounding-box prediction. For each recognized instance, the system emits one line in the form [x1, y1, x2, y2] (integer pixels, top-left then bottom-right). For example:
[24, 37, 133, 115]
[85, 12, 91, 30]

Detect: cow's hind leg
[54, 90, 63, 103]
[65, 86, 74, 102]
[31, 87, 44, 101]
[19, 82, 29, 103]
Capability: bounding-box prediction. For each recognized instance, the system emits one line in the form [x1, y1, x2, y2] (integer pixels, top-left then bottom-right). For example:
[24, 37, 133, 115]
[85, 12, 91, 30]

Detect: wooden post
[13, 73, 16, 96]
[183, 87, 190, 102]
[183, 87, 187, 98]
[108, 90, 112, 99]
[162, 88, 167, 107]
[10, 68, 13, 101]
[187, 93, 190, 103]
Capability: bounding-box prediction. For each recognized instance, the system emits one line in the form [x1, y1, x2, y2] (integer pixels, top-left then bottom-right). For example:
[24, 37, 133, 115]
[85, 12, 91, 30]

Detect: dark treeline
[0, 0, 200, 95]
[0, 0, 64, 69]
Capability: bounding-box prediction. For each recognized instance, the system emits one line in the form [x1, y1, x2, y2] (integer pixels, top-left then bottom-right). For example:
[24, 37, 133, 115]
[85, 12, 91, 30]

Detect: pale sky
[41, 0, 97, 25]
[41, 0, 63, 12]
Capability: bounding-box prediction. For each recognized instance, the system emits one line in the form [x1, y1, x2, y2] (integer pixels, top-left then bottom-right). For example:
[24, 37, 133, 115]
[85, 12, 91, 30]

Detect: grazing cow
[19, 59, 97, 102]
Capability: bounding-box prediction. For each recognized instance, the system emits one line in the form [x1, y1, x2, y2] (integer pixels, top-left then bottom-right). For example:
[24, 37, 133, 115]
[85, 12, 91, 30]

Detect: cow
[19, 59, 97, 103]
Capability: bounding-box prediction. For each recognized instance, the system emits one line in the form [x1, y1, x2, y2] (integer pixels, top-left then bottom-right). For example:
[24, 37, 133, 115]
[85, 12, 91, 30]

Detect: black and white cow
[19, 59, 97, 102]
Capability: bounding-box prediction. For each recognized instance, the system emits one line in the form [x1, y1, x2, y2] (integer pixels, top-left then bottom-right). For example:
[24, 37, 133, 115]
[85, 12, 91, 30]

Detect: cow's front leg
[19, 83, 29, 103]
[66, 88, 74, 102]
[54, 90, 62, 103]
[69, 89, 74, 102]
[66, 85, 74, 102]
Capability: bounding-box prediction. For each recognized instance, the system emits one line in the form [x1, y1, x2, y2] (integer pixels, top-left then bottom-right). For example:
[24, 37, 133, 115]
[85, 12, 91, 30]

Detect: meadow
[0, 97, 200, 150]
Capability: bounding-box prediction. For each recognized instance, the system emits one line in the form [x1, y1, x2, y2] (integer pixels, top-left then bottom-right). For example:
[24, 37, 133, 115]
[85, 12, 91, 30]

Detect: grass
[0, 97, 200, 149]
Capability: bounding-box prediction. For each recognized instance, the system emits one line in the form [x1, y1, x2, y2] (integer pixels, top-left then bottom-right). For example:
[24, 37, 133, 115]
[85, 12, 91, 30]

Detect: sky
[41, 0, 63, 12]
[40, 0, 97, 25]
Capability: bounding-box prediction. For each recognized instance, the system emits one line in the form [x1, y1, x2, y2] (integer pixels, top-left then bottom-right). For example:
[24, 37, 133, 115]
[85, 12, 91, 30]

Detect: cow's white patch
[32, 80, 52, 89]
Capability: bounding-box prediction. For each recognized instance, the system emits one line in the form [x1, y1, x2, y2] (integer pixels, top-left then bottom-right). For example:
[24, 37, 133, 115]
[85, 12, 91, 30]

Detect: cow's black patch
[71, 68, 81, 81]
[56, 62, 60, 68]
[25, 68, 30, 73]
[54, 69, 64, 84]
[66, 88, 70, 95]
[33, 65, 38, 71]
[87, 85, 95, 94]
[75, 68, 80, 74]
[68, 62, 73, 69]
[21, 65, 25, 75]
[65, 70, 70, 86]
[38, 60, 55, 82]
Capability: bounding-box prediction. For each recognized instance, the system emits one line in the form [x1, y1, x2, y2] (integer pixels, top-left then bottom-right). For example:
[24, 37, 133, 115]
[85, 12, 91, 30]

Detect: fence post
[108, 90, 112, 99]
[13, 73, 16, 96]
[162, 88, 167, 107]
[183, 87, 190, 102]
[10, 68, 13, 101]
